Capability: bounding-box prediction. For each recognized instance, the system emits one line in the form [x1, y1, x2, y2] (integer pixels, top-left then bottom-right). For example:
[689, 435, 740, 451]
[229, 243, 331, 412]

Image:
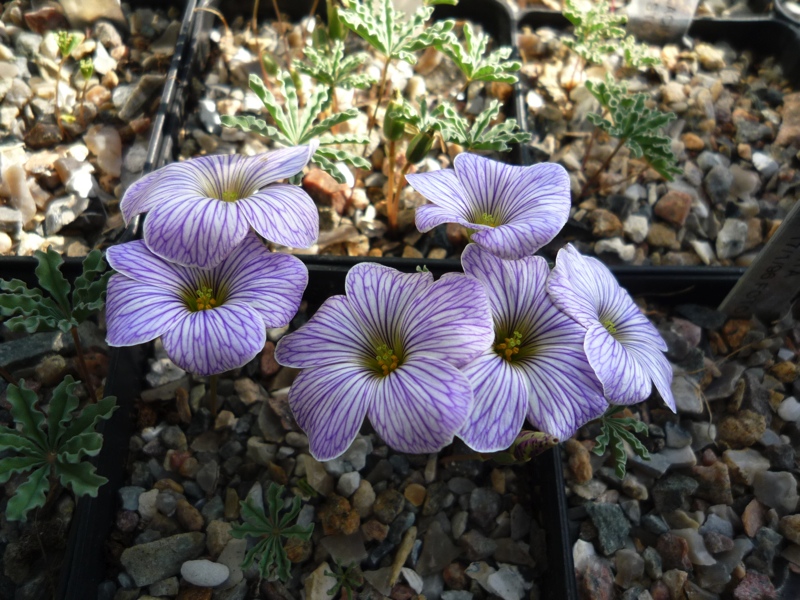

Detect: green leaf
[34, 248, 72, 316]
[305, 108, 358, 143]
[72, 250, 110, 316]
[55, 461, 107, 497]
[0, 455, 45, 485]
[6, 465, 49, 522]
[0, 427, 44, 456]
[6, 382, 47, 450]
[438, 23, 519, 84]
[60, 395, 117, 442]
[57, 432, 104, 462]
[339, 0, 453, 63]
[586, 77, 680, 181]
[315, 147, 371, 170]
[47, 376, 80, 449]
[294, 41, 374, 90]
[436, 101, 530, 153]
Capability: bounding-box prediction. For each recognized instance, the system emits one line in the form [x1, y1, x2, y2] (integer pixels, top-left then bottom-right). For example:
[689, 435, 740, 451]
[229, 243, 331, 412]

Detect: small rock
[119, 532, 205, 587]
[585, 502, 630, 556]
[84, 125, 122, 177]
[655, 191, 693, 226]
[716, 219, 749, 260]
[615, 549, 645, 589]
[753, 471, 799, 514]
[180, 559, 229, 588]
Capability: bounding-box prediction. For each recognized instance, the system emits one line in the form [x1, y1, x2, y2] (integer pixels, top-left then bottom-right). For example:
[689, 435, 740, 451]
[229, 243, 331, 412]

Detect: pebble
[469, 488, 502, 531]
[180, 559, 229, 588]
[753, 470, 799, 514]
[716, 218, 749, 259]
[336, 472, 361, 497]
[615, 549, 645, 589]
[120, 532, 205, 587]
[585, 502, 630, 556]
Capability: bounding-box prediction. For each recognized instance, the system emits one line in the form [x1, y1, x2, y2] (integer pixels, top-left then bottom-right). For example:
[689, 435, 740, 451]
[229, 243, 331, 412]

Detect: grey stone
[672, 376, 704, 414]
[753, 471, 799, 515]
[704, 165, 733, 204]
[716, 219, 749, 259]
[752, 152, 779, 178]
[585, 502, 630, 555]
[653, 474, 699, 513]
[149, 577, 178, 596]
[665, 422, 693, 448]
[615, 548, 645, 589]
[336, 472, 361, 497]
[469, 488, 502, 531]
[120, 532, 205, 586]
[319, 533, 368, 566]
[118, 75, 166, 121]
[118, 486, 145, 511]
[461, 529, 497, 561]
[416, 521, 460, 576]
[704, 363, 746, 400]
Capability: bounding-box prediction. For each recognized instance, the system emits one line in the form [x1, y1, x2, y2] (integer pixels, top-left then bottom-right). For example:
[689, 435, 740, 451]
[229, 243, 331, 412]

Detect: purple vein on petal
[369, 358, 472, 455]
[288, 363, 376, 461]
[161, 303, 266, 376]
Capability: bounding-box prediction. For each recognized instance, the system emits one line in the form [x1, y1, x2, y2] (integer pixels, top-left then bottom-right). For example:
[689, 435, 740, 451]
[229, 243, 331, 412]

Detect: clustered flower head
[106, 143, 675, 462]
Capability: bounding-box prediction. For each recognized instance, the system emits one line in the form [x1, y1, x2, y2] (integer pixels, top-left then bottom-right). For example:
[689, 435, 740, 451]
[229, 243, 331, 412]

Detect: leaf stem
[54, 57, 65, 134]
[70, 326, 97, 402]
[208, 374, 219, 418]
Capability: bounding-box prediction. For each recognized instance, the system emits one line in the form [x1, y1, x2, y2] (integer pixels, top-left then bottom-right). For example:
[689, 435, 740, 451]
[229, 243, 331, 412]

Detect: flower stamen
[475, 212, 499, 228]
[495, 331, 523, 362]
[194, 285, 218, 311]
[375, 343, 399, 376]
[603, 320, 617, 335]
[221, 190, 239, 203]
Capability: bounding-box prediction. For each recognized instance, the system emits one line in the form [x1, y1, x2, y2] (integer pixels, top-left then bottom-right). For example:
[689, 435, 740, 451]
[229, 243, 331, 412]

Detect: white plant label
[627, 0, 701, 43]
[719, 199, 800, 320]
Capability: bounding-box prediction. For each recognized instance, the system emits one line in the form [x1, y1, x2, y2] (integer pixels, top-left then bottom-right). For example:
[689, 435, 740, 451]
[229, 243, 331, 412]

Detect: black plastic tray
[45, 2, 199, 598]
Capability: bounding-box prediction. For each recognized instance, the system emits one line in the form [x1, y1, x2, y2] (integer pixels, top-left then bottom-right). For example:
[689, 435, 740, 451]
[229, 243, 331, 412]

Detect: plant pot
[516, 8, 798, 277]
[0, 3, 197, 599]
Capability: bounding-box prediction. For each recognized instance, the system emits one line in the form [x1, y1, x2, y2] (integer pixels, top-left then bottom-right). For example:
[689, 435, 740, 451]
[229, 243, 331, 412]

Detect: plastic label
[719, 200, 800, 320]
[626, 0, 701, 44]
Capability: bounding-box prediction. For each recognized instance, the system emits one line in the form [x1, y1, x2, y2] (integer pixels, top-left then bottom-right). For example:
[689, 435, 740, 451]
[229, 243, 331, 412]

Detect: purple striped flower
[459, 244, 607, 452]
[274, 263, 493, 461]
[105, 232, 307, 376]
[121, 144, 319, 269]
[547, 244, 676, 410]
[406, 153, 570, 260]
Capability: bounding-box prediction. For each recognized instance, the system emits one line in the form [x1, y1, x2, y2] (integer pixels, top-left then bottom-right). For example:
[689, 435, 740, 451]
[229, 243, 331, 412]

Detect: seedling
[0, 377, 116, 522]
[231, 482, 314, 582]
[338, 0, 455, 131]
[592, 405, 650, 478]
[582, 76, 680, 195]
[222, 72, 371, 183]
[0, 250, 110, 401]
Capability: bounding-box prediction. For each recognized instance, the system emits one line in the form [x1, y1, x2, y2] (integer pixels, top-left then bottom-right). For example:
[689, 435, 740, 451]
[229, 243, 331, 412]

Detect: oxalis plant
[222, 72, 370, 183]
[559, 0, 679, 197]
[108, 140, 675, 487]
[0, 377, 116, 522]
[230, 482, 313, 582]
[0, 249, 110, 401]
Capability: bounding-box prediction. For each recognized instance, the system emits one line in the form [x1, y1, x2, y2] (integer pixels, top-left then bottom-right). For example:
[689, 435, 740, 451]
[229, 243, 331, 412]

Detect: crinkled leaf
[0, 455, 44, 485]
[339, 0, 453, 63]
[72, 251, 110, 319]
[316, 146, 371, 170]
[47, 376, 80, 449]
[0, 427, 44, 456]
[319, 133, 369, 146]
[57, 432, 103, 462]
[586, 77, 680, 181]
[305, 108, 358, 142]
[279, 494, 303, 528]
[34, 248, 71, 315]
[60, 395, 116, 442]
[436, 101, 530, 152]
[274, 538, 292, 582]
[310, 153, 347, 183]
[438, 23, 520, 84]
[6, 465, 49, 522]
[6, 382, 47, 450]
[56, 461, 106, 497]
[295, 41, 374, 90]
[266, 481, 282, 522]
[250, 74, 294, 140]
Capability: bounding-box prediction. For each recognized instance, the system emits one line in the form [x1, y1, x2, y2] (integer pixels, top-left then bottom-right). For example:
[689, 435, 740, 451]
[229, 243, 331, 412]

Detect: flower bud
[405, 131, 435, 164]
[261, 53, 279, 77]
[383, 99, 406, 141]
[327, 0, 345, 41]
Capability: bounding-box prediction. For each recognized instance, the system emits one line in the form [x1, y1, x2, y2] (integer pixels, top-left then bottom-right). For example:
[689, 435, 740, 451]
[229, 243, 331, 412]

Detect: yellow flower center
[375, 343, 399, 376]
[603, 320, 617, 335]
[194, 285, 219, 311]
[475, 212, 499, 228]
[495, 331, 523, 362]
[221, 190, 240, 203]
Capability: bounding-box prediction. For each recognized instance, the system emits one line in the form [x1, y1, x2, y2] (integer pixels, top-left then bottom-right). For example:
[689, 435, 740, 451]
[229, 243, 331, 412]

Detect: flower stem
[580, 137, 626, 198]
[364, 57, 391, 156]
[54, 58, 65, 134]
[70, 326, 97, 402]
[386, 139, 397, 232]
[208, 374, 219, 418]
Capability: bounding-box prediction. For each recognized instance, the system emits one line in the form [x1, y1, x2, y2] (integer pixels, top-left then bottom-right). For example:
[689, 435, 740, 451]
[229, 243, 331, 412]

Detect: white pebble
[180, 559, 230, 587]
